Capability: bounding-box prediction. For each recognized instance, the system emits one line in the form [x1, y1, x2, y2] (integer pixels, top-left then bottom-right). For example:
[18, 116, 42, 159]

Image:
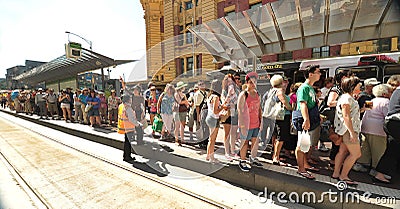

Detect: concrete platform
[1, 108, 399, 209]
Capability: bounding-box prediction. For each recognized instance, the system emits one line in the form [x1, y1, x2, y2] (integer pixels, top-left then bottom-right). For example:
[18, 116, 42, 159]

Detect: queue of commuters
[3, 70, 400, 185]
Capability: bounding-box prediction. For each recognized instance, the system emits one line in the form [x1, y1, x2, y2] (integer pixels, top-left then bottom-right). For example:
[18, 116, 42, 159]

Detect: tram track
[0, 111, 231, 209]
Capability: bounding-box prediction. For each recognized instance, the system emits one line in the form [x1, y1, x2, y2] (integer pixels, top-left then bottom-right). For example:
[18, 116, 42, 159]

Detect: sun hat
[175, 81, 188, 90]
[364, 78, 380, 86]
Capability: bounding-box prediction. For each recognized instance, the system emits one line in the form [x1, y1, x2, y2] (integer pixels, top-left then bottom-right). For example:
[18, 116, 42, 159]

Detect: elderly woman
[373, 84, 400, 184]
[263, 75, 292, 166]
[221, 74, 240, 161]
[356, 84, 392, 175]
[158, 84, 175, 140]
[331, 76, 362, 186]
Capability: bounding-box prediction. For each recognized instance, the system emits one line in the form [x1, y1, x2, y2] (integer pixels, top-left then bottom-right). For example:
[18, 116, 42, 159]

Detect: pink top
[246, 93, 261, 129]
[290, 94, 297, 105]
[361, 97, 389, 137]
[100, 97, 107, 109]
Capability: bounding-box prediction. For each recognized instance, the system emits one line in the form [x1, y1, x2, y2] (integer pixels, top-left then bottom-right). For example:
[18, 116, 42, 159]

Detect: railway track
[0, 112, 231, 209]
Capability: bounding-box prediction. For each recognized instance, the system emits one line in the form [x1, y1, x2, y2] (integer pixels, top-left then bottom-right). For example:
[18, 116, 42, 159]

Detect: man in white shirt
[193, 81, 207, 129]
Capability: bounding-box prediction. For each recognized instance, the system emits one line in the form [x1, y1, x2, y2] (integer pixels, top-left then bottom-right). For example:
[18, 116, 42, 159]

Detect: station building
[140, 0, 400, 86]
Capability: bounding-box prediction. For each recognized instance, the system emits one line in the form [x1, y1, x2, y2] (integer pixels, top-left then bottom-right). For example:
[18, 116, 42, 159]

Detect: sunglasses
[151, 89, 155, 91]
[234, 77, 240, 80]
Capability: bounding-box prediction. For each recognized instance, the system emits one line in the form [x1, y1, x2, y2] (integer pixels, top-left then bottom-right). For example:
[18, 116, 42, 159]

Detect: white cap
[38, 88, 43, 91]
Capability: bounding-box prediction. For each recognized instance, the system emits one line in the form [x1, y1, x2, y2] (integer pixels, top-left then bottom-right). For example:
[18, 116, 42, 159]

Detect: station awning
[190, 0, 400, 61]
[14, 48, 136, 84]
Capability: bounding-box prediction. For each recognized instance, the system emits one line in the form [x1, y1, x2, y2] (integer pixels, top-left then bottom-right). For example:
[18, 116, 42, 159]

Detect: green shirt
[296, 83, 317, 110]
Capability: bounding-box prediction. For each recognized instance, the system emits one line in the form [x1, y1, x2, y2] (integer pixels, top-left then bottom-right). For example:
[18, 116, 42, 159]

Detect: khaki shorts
[342, 130, 360, 144]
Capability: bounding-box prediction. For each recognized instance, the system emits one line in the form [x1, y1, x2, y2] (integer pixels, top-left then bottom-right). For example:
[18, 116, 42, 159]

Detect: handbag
[179, 104, 188, 112]
[219, 109, 230, 122]
[298, 130, 311, 152]
[85, 104, 93, 113]
[274, 102, 285, 121]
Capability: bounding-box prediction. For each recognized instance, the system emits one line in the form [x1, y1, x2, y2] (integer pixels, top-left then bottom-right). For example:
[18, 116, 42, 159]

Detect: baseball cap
[245, 72, 258, 81]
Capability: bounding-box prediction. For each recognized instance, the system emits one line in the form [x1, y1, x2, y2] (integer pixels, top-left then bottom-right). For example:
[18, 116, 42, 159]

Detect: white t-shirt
[320, 87, 329, 99]
[334, 94, 361, 135]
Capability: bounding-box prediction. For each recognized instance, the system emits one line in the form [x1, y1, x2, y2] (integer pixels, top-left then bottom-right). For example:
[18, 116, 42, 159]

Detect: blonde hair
[372, 84, 390, 97]
[270, 74, 283, 88]
[242, 84, 248, 91]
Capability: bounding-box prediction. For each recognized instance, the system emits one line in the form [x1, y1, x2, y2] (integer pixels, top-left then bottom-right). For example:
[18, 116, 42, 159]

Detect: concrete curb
[1, 109, 395, 209]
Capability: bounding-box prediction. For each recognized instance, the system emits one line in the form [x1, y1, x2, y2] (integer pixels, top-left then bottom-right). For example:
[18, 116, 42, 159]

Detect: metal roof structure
[14, 48, 135, 84]
[189, 0, 400, 61]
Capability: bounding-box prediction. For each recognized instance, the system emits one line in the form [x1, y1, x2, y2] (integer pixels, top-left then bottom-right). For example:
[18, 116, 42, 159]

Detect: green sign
[69, 42, 82, 49]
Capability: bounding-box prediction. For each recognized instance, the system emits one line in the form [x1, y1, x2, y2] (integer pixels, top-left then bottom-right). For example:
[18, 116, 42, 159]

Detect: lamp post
[65, 31, 93, 50]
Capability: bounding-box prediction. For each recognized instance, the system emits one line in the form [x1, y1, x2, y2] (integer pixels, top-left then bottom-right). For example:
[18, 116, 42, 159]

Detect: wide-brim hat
[175, 81, 188, 90]
[364, 78, 380, 86]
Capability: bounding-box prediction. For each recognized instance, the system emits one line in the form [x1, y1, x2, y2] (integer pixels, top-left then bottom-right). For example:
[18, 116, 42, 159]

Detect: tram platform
[1, 108, 399, 209]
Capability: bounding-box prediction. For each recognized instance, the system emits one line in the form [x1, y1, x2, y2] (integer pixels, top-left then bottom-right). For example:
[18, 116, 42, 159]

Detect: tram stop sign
[65, 42, 82, 59]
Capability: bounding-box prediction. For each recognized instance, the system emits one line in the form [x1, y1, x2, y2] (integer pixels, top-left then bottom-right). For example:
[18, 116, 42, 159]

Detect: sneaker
[250, 157, 263, 167]
[239, 160, 251, 172]
[369, 169, 392, 180]
[318, 144, 330, 152]
[352, 163, 368, 172]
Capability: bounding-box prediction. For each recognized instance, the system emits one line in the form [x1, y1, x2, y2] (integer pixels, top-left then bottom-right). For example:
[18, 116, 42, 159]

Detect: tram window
[337, 66, 378, 81]
[383, 65, 400, 77]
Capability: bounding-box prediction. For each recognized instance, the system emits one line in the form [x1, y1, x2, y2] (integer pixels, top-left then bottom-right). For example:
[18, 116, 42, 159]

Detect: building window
[179, 3, 183, 13]
[180, 58, 185, 75]
[178, 32, 184, 46]
[278, 52, 293, 61]
[312, 46, 330, 58]
[185, 1, 193, 10]
[250, 2, 262, 10]
[160, 74, 164, 81]
[378, 38, 391, 52]
[195, 0, 199, 6]
[186, 31, 193, 44]
[186, 57, 193, 73]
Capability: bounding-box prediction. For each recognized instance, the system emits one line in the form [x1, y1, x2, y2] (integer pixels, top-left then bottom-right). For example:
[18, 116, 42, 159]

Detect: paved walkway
[1, 108, 399, 208]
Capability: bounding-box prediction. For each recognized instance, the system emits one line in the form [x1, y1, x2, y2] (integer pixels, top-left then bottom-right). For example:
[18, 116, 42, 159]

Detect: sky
[0, 0, 147, 81]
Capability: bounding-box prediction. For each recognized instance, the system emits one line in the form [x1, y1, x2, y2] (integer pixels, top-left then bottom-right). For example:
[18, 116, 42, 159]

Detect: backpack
[195, 93, 212, 149]
[193, 90, 206, 121]
[319, 86, 342, 123]
[262, 89, 285, 120]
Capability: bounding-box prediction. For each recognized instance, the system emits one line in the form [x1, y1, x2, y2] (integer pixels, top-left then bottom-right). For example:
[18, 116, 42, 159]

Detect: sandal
[340, 179, 358, 186]
[297, 171, 315, 180]
[175, 138, 182, 146]
[306, 166, 320, 172]
[331, 175, 340, 180]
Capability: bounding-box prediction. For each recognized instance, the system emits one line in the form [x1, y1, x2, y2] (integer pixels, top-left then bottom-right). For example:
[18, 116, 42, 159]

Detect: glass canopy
[190, 0, 400, 60]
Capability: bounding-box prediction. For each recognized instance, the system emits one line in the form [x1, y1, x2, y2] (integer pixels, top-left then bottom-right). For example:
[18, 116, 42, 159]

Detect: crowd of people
[0, 87, 123, 127]
[2, 68, 400, 186]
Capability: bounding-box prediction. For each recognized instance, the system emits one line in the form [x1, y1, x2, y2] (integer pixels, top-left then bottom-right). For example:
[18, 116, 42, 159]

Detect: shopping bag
[298, 131, 311, 152]
[152, 114, 163, 133]
[84, 104, 93, 113]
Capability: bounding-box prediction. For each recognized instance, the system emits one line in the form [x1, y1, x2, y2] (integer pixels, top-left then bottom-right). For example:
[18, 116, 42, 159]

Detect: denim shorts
[88, 108, 100, 117]
[206, 116, 219, 129]
[240, 128, 260, 140]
